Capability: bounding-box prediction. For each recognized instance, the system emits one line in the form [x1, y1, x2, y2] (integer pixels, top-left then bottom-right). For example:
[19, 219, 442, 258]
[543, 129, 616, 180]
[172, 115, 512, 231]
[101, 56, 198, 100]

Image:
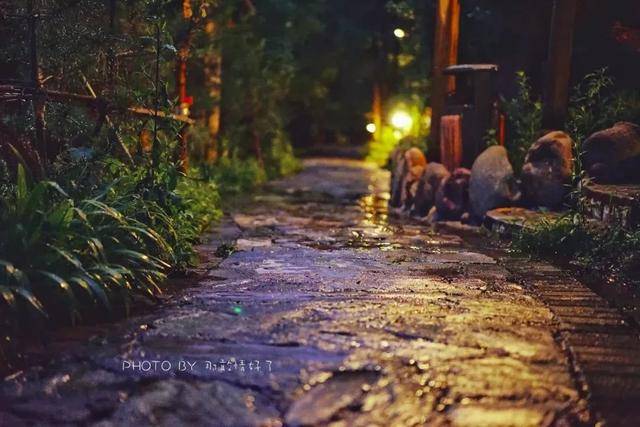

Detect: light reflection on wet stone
[1, 158, 627, 426]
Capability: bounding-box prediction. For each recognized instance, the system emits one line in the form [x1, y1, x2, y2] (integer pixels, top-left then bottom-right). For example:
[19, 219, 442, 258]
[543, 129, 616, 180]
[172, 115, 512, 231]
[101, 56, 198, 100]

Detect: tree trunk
[542, 0, 577, 130]
[252, 125, 264, 169]
[429, 0, 460, 162]
[28, 0, 46, 165]
[372, 82, 383, 141]
[204, 19, 222, 163]
[174, 0, 194, 172]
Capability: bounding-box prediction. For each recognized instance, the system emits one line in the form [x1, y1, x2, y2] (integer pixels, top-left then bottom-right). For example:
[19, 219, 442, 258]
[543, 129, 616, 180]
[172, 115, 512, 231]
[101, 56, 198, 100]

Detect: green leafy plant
[566, 68, 615, 144]
[199, 157, 267, 195]
[503, 68, 640, 176]
[501, 71, 543, 173]
[506, 69, 640, 286]
[0, 165, 171, 326]
[0, 154, 224, 361]
[566, 68, 640, 180]
[1, 0, 305, 368]
[513, 214, 640, 284]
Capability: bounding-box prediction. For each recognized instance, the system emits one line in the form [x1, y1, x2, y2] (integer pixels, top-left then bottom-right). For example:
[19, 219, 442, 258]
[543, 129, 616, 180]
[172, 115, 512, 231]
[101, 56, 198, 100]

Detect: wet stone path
[2, 158, 640, 426]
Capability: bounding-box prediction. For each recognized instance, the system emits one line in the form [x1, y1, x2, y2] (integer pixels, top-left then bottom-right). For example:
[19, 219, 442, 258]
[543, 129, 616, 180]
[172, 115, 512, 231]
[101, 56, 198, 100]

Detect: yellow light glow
[390, 110, 413, 132]
[393, 28, 406, 39]
[366, 123, 377, 134]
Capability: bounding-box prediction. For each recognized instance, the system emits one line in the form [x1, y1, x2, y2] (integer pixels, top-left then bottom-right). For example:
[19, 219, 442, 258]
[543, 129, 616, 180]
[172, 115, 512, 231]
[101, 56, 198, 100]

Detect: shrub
[502, 68, 640, 175]
[513, 214, 640, 284]
[200, 157, 267, 195]
[500, 71, 542, 173]
[507, 69, 640, 284]
[0, 166, 169, 326]
[0, 154, 222, 351]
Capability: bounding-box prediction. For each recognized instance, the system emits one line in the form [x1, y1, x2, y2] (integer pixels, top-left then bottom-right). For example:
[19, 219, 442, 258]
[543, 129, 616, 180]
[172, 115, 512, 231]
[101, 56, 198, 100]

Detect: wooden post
[204, 19, 222, 163]
[107, 0, 117, 95]
[27, 0, 46, 164]
[542, 0, 578, 130]
[95, 1, 134, 165]
[177, 124, 189, 172]
[174, 0, 194, 172]
[371, 29, 386, 144]
[151, 21, 161, 178]
[372, 83, 383, 142]
[429, 0, 460, 162]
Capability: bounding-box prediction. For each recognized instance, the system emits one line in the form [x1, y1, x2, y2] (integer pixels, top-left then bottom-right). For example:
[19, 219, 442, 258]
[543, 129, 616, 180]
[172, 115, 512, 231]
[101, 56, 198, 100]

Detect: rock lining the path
[469, 145, 521, 219]
[521, 131, 574, 210]
[411, 162, 450, 218]
[582, 121, 640, 184]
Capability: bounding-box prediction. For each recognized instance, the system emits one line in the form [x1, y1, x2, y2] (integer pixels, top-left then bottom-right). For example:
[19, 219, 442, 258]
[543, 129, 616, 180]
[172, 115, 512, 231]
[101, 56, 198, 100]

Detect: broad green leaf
[14, 287, 47, 318]
[16, 164, 28, 210]
[37, 271, 77, 304]
[47, 245, 83, 270]
[0, 285, 16, 308]
[48, 201, 74, 228]
[69, 276, 111, 310]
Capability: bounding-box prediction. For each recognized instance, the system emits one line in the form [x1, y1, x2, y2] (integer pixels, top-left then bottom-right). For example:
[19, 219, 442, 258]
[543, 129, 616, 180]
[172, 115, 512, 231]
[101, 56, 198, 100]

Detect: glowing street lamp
[393, 28, 406, 39]
[366, 123, 377, 134]
[390, 110, 413, 132]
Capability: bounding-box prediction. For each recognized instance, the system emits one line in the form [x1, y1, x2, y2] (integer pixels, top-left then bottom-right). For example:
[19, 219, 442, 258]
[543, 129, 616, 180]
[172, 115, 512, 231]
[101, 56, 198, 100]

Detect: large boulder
[469, 146, 520, 218]
[389, 147, 428, 211]
[400, 148, 428, 210]
[521, 131, 574, 209]
[404, 147, 427, 178]
[411, 162, 450, 217]
[389, 148, 407, 208]
[582, 122, 640, 184]
[435, 168, 471, 221]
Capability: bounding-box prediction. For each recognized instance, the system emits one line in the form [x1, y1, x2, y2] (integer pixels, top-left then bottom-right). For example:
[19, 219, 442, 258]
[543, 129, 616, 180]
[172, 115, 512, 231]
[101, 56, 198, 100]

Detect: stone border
[506, 258, 640, 426]
[483, 207, 561, 236]
[582, 184, 640, 228]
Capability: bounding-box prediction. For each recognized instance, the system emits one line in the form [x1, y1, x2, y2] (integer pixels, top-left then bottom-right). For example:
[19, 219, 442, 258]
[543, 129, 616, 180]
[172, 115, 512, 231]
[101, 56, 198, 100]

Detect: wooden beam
[0, 85, 194, 124]
[430, 0, 460, 162]
[81, 75, 134, 165]
[542, 0, 578, 130]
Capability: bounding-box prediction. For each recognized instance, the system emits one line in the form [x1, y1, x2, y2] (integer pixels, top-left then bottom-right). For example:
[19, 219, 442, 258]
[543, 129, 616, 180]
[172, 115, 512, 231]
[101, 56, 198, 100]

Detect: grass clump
[513, 214, 640, 284]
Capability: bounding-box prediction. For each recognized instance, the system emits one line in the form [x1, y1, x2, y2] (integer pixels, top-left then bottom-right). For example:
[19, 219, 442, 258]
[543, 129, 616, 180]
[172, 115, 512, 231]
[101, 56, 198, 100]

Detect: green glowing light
[232, 305, 243, 315]
[390, 110, 413, 132]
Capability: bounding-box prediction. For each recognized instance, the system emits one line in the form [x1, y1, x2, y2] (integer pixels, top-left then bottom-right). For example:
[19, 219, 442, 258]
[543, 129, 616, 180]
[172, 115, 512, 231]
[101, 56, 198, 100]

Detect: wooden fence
[0, 1, 194, 171]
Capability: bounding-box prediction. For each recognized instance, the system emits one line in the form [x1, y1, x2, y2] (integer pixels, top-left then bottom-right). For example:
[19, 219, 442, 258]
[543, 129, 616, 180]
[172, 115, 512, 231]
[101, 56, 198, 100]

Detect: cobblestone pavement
[2, 158, 640, 426]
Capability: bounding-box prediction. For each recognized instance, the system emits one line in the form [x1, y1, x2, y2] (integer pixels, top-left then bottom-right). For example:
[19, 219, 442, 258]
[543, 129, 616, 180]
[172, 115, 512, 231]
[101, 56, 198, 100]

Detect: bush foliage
[505, 69, 640, 280]
[513, 214, 640, 285]
[0, 0, 311, 362]
[502, 68, 640, 174]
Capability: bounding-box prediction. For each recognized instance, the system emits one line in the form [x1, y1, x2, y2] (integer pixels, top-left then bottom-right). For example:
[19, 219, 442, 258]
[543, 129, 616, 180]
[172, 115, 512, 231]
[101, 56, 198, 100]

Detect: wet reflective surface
[2, 158, 640, 426]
